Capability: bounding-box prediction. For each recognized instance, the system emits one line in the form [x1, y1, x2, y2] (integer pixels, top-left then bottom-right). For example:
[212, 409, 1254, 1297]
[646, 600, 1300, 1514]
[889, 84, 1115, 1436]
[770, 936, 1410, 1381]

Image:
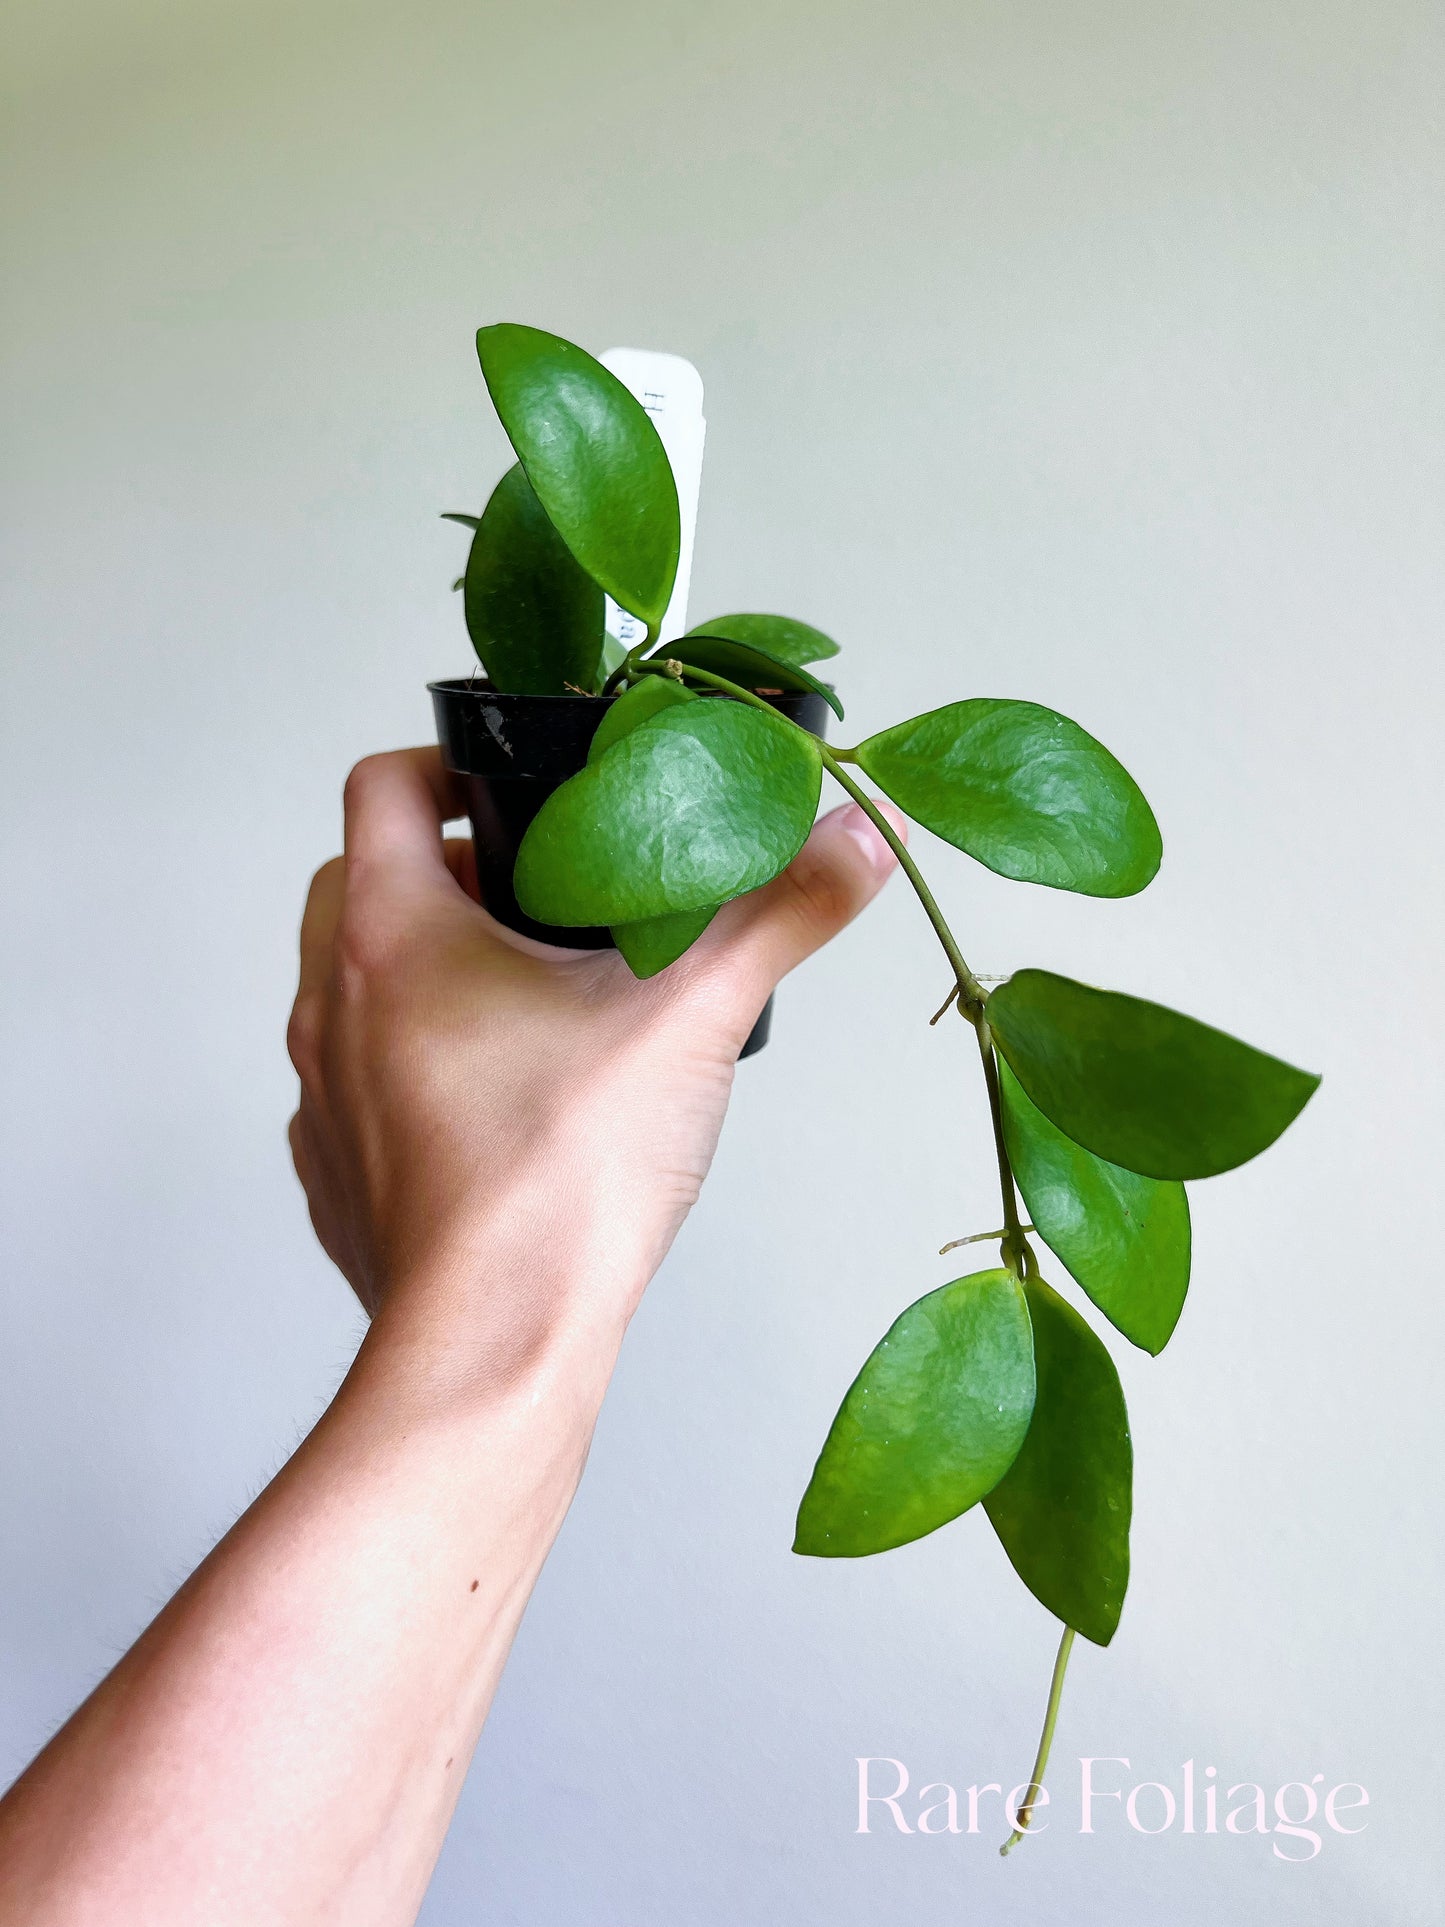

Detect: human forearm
[0, 750, 900, 1924]
[0, 1242, 628, 1927]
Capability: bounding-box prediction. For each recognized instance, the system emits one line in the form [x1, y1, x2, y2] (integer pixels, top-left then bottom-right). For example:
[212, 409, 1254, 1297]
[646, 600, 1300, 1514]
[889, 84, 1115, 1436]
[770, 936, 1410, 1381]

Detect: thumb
[721, 799, 907, 988]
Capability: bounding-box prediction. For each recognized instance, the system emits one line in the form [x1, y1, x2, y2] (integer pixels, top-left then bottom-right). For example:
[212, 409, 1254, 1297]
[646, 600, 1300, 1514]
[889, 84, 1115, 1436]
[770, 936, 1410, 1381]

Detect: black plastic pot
[430, 677, 832, 1059]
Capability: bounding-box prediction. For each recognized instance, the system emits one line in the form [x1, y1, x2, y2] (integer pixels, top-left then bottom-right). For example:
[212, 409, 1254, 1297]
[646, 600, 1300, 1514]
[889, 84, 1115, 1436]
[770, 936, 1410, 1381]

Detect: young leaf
[984, 1276, 1132, 1646]
[998, 1061, 1189, 1355]
[987, 969, 1320, 1181]
[587, 676, 696, 765]
[655, 636, 843, 722]
[855, 699, 1161, 898]
[613, 906, 719, 978]
[460, 465, 605, 695]
[794, 1269, 1035, 1558]
[683, 612, 840, 666]
[477, 323, 680, 628]
[514, 700, 822, 926]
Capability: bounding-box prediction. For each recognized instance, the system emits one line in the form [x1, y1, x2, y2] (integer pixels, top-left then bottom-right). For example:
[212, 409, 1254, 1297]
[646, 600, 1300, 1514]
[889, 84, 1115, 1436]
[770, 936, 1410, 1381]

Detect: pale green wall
[2, 3, 1441, 1921]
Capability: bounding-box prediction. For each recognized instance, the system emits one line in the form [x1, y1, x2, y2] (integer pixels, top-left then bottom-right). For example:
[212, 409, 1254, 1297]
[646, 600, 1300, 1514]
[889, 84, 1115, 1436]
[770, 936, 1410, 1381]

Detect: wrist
[345, 1185, 646, 1425]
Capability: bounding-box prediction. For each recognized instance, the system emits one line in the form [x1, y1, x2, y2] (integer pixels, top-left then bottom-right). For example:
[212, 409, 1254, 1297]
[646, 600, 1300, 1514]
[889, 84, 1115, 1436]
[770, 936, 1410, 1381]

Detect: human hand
[287, 748, 902, 1378]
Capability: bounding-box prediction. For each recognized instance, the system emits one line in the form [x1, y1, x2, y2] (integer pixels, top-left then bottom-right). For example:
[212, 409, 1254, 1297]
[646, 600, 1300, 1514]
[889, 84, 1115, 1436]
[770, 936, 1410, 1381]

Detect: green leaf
[587, 675, 697, 765]
[477, 323, 680, 628]
[984, 1276, 1132, 1646]
[588, 680, 712, 972]
[794, 1269, 1035, 1558]
[999, 1061, 1189, 1354]
[855, 699, 1161, 898]
[684, 612, 840, 666]
[655, 636, 843, 722]
[613, 905, 719, 978]
[460, 465, 605, 695]
[987, 969, 1320, 1181]
[514, 700, 822, 926]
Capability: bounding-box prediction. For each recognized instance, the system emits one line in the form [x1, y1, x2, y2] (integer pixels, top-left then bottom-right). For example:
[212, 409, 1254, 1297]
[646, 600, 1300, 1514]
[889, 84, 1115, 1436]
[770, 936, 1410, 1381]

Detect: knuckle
[332, 899, 405, 983]
[285, 994, 324, 1087]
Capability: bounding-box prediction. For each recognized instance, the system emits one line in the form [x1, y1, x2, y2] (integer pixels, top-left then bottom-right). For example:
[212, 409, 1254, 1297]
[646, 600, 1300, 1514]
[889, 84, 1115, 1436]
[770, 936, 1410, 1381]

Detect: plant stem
[814, 747, 985, 1011]
[976, 1020, 1027, 1269]
[819, 749, 1025, 1247]
[1000, 1626, 1076, 1857]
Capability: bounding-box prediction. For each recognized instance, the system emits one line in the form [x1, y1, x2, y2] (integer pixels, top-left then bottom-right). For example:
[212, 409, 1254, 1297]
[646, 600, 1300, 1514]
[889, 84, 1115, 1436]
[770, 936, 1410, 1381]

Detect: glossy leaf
[583, 680, 714, 971]
[588, 683, 715, 977]
[587, 675, 696, 765]
[999, 1061, 1189, 1355]
[652, 636, 843, 722]
[794, 1270, 1035, 1558]
[477, 323, 680, 628]
[684, 611, 840, 666]
[514, 700, 822, 926]
[856, 699, 1161, 897]
[459, 466, 604, 695]
[988, 969, 1320, 1181]
[984, 1276, 1132, 1646]
[613, 906, 718, 978]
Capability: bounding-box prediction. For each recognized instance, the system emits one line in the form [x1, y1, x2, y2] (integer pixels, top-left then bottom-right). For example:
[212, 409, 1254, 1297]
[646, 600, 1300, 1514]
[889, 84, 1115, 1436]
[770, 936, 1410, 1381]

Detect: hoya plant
[442, 323, 1319, 1852]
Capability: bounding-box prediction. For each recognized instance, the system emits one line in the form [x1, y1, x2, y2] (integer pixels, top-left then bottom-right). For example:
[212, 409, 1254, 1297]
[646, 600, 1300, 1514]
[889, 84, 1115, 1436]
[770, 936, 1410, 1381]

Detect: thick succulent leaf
[653, 636, 843, 722]
[999, 1061, 1189, 1355]
[855, 699, 1161, 898]
[587, 675, 696, 765]
[794, 1269, 1035, 1558]
[586, 682, 713, 976]
[683, 611, 840, 666]
[984, 1276, 1132, 1646]
[514, 700, 822, 926]
[987, 969, 1320, 1181]
[613, 905, 719, 978]
[459, 466, 605, 695]
[477, 323, 680, 628]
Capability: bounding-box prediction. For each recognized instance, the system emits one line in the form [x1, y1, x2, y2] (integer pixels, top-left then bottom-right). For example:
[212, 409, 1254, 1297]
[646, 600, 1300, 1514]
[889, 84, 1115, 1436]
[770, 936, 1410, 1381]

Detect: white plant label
[600, 347, 706, 648]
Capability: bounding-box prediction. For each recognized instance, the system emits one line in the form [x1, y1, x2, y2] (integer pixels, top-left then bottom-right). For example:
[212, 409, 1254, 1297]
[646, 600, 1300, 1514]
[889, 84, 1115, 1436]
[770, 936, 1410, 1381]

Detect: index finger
[341, 747, 469, 886]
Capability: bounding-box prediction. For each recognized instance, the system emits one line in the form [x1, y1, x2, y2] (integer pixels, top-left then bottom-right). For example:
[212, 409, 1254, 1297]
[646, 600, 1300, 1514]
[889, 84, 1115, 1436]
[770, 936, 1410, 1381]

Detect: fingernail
[839, 801, 903, 873]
